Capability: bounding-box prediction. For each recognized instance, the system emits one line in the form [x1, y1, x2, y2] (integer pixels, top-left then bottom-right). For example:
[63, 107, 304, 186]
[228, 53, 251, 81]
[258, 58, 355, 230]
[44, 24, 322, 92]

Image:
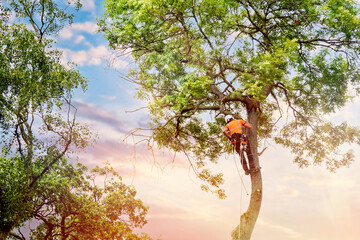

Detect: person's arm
[243, 119, 251, 129]
[222, 126, 231, 140]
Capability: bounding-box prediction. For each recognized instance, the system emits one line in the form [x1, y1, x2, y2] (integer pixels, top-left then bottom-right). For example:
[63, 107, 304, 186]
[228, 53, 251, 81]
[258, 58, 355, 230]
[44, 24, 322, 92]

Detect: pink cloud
[74, 100, 133, 134]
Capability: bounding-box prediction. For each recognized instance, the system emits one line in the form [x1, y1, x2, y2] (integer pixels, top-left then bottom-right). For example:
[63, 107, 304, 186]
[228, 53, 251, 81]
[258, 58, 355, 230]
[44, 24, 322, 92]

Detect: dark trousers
[231, 134, 255, 172]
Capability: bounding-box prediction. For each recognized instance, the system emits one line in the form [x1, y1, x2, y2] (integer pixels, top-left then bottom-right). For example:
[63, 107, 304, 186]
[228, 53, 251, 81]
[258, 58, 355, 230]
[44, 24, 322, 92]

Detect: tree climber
[223, 116, 255, 175]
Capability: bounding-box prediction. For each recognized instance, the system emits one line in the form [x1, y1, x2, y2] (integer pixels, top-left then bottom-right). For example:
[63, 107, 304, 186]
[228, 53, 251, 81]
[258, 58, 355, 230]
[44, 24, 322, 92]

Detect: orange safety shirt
[226, 119, 245, 136]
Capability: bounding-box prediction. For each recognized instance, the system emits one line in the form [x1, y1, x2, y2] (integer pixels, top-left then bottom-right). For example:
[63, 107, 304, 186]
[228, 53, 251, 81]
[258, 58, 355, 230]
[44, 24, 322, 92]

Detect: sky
[34, 1, 360, 239]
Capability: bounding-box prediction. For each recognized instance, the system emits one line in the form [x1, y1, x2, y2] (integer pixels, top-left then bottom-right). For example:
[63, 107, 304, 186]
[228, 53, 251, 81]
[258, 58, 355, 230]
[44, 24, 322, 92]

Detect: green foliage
[0, 1, 88, 152]
[275, 121, 360, 171]
[0, 156, 31, 227]
[22, 161, 153, 240]
[0, 1, 90, 237]
[5, 0, 82, 39]
[0, 10, 86, 130]
[100, 0, 360, 196]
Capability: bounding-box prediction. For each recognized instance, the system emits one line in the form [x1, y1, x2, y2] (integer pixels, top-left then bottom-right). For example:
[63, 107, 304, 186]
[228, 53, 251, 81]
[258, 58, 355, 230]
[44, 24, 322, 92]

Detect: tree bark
[231, 104, 263, 240]
[0, 222, 16, 240]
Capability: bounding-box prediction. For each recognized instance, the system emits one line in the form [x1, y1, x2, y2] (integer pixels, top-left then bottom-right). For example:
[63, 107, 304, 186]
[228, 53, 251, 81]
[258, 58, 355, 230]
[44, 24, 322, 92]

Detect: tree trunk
[231, 105, 263, 240]
[0, 230, 10, 240]
[0, 222, 15, 240]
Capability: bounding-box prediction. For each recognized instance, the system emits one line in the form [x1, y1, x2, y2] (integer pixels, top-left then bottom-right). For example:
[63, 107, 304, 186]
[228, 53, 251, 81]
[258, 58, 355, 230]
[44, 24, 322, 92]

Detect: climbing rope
[239, 171, 242, 240]
[233, 146, 249, 195]
[233, 145, 249, 240]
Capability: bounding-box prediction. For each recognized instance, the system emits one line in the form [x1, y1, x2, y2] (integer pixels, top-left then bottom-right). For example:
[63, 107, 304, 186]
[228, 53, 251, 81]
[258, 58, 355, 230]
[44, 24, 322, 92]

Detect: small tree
[8, 161, 153, 240]
[100, 0, 360, 239]
[0, 1, 90, 238]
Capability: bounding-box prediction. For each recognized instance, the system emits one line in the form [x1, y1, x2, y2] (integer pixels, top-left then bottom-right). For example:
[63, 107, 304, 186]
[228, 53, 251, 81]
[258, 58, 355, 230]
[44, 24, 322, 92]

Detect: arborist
[223, 115, 255, 175]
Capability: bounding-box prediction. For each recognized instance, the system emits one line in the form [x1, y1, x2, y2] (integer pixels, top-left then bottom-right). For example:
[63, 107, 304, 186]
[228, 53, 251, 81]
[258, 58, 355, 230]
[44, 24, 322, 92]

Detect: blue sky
[20, 1, 360, 239]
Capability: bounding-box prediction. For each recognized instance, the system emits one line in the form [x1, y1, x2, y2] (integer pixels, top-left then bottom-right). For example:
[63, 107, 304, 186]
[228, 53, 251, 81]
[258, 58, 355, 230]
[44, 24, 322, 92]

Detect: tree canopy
[0, 1, 89, 237]
[1, 1, 158, 239]
[100, 0, 360, 195]
[9, 161, 153, 240]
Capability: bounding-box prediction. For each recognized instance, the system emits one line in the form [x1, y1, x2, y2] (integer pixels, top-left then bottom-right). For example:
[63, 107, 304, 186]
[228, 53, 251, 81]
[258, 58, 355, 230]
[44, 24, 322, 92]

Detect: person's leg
[233, 134, 249, 175]
[240, 150, 250, 175]
[235, 138, 249, 175]
[235, 140, 241, 155]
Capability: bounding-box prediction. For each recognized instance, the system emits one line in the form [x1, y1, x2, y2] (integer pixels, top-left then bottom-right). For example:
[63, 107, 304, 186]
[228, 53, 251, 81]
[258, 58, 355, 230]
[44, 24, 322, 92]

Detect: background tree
[99, 0, 360, 239]
[0, 1, 90, 238]
[8, 161, 153, 240]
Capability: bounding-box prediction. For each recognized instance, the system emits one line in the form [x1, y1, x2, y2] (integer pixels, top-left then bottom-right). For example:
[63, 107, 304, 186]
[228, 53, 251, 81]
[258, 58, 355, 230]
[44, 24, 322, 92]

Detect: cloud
[72, 100, 152, 150]
[60, 45, 130, 69]
[74, 35, 85, 44]
[74, 100, 131, 134]
[99, 95, 116, 101]
[72, 100, 190, 173]
[106, 54, 131, 69]
[67, 0, 96, 12]
[58, 21, 98, 39]
[76, 137, 189, 185]
[57, 20, 131, 69]
[82, 0, 96, 12]
[61, 45, 107, 66]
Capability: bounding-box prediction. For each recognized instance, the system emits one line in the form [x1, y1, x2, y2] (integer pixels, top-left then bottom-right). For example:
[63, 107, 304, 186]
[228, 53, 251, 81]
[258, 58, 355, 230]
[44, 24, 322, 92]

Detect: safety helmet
[225, 115, 234, 124]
